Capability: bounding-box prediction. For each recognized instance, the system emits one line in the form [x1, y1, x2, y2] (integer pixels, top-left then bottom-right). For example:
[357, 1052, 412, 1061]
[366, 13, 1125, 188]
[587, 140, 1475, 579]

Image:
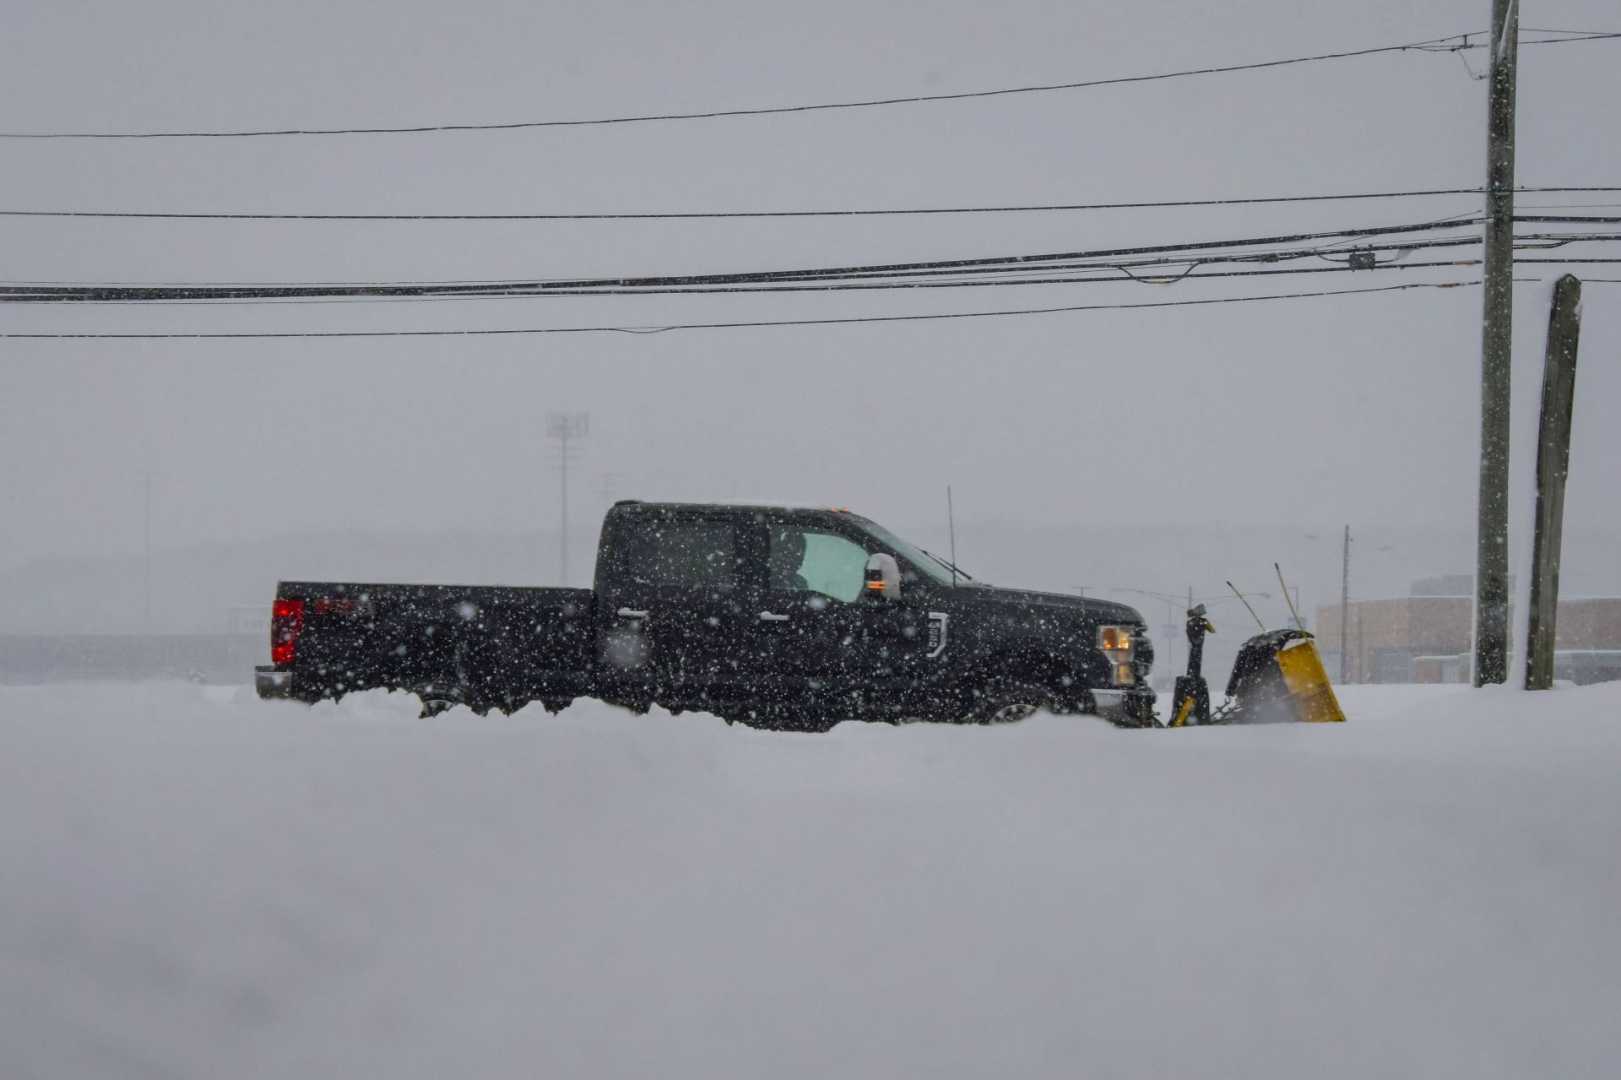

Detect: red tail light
[271, 598, 305, 666]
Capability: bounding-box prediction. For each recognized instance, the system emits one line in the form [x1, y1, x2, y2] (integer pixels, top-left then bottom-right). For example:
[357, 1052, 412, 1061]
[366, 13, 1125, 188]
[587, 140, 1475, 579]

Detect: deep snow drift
[2, 681, 1618, 1079]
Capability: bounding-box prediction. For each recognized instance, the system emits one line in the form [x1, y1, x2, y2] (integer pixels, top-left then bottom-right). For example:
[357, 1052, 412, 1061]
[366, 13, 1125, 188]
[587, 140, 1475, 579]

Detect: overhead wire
[0, 259, 1494, 302]
[1, 31, 1614, 140]
[18, 236, 1621, 304]
[0, 281, 1482, 338]
[0, 29, 1606, 341]
[11, 217, 1617, 304]
[1, 215, 1496, 302]
[18, 241, 1621, 304]
[1519, 27, 1621, 37]
[2, 187, 1618, 222]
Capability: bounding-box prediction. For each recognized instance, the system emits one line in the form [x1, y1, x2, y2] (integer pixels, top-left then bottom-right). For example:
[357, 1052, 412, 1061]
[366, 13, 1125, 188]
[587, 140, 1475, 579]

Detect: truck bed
[269, 581, 595, 711]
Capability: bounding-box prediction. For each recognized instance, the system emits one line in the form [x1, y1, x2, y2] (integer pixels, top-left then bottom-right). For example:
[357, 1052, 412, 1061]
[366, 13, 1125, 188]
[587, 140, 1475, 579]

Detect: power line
[2, 186, 1616, 223]
[1519, 27, 1621, 37]
[26, 230, 1619, 303]
[7, 227, 1611, 308]
[0, 250, 1483, 301]
[3, 258, 1499, 304]
[1516, 214, 1621, 225]
[2, 32, 1613, 140]
[0, 280, 1480, 338]
[8, 225, 1607, 297]
[0, 215, 1498, 303]
[18, 240, 1621, 305]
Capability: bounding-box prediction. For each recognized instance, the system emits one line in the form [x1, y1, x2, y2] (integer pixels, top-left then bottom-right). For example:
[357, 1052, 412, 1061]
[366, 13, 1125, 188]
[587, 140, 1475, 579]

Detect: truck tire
[418, 691, 465, 718]
[782, 713, 839, 734]
[963, 682, 1049, 724]
[732, 709, 838, 734]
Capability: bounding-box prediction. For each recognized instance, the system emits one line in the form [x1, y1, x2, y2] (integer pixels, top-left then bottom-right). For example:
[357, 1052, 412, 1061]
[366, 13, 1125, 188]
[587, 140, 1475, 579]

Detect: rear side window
[619, 519, 739, 591]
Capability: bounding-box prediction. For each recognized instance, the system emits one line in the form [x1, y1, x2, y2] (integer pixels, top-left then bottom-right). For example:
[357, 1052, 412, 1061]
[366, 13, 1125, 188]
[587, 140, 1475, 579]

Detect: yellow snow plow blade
[1275, 638, 1346, 723]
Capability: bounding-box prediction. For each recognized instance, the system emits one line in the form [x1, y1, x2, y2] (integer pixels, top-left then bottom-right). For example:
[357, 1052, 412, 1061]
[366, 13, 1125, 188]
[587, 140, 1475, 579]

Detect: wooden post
[1525, 275, 1583, 689]
[1474, 0, 1519, 686]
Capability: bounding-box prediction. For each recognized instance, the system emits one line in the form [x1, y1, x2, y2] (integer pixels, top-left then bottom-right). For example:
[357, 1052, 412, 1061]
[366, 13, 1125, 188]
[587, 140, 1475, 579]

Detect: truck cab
[591, 501, 1155, 729]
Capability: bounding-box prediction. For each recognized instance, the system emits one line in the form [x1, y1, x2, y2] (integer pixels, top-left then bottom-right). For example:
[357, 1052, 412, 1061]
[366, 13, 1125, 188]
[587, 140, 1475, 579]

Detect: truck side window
[768, 527, 868, 603]
[622, 520, 738, 591]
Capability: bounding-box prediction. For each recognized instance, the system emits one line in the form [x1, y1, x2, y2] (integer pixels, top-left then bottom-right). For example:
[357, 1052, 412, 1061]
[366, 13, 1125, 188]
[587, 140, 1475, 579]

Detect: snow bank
[2, 681, 1618, 1079]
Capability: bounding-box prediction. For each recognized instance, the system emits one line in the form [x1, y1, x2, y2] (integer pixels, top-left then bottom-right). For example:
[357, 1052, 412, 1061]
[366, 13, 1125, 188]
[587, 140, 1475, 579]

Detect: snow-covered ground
[2, 681, 1617, 1079]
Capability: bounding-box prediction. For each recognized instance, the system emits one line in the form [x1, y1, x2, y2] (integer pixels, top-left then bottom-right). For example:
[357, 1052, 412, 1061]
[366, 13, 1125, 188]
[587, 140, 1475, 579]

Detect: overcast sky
[3, 1, 1617, 586]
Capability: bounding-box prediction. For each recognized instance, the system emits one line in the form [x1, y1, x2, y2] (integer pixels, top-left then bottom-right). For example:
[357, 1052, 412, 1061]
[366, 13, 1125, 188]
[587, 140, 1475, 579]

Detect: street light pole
[546, 412, 589, 586]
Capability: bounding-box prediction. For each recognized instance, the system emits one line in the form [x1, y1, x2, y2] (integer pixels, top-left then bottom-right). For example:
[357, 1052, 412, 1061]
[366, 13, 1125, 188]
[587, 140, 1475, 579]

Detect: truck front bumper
[255, 665, 294, 699]
[1091, 686, 1158, 727]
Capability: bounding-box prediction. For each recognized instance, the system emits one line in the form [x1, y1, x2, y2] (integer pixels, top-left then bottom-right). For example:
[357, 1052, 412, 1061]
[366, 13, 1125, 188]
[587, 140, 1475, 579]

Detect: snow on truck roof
[613, 498, 856, 513]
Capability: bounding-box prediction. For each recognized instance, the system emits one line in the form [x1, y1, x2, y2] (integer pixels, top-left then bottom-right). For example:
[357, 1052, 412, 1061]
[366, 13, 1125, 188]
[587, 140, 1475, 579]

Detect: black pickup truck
[257, 501, 1155, 729]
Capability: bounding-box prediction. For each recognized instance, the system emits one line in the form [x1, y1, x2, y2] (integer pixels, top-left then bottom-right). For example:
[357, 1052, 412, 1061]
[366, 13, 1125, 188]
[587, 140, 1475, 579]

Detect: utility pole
[1356, 607, 1366, 684]
[1525, 275, 1583, 689]
[546, 412, 589, 585]
[1474, 0, 1519, 686]
[1339, 525, 1351, 683]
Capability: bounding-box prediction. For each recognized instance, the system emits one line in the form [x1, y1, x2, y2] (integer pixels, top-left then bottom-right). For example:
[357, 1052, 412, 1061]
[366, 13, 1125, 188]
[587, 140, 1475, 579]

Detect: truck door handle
[616, 608, 649, 620]
[758, 610, 790, 622]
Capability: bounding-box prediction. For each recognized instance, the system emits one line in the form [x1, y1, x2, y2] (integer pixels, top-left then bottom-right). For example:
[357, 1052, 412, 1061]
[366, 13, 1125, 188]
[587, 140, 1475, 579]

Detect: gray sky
[3, 1, 1618, 586]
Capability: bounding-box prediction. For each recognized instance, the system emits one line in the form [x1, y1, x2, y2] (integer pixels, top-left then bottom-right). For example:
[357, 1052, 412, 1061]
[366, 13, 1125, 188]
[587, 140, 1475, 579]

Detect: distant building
[1315, 577, 1621, 685]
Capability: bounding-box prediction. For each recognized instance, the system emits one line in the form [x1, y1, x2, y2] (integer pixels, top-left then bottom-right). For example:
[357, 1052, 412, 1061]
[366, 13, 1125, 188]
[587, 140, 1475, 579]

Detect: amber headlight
[1098, 625, 1137, 686]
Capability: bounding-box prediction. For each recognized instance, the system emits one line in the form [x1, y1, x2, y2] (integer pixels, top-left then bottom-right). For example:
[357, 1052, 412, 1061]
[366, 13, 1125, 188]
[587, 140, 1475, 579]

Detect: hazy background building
[1317, 576, 1621, 686]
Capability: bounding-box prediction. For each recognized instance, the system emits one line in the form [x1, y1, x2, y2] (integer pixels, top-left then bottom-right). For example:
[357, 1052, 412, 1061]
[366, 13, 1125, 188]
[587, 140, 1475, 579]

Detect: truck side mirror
[864, 553, 901, 602]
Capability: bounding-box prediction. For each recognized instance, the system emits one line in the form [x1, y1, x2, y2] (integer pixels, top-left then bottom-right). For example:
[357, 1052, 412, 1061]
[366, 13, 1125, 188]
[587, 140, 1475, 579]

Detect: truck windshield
[849, 516, 964, 588]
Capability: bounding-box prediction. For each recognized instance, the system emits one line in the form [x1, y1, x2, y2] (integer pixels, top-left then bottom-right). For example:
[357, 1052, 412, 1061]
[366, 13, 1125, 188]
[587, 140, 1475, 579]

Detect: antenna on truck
[1275, 562, 1306, 631]
[1227, 580, 1267, 631]
[946, 486, 959, 587]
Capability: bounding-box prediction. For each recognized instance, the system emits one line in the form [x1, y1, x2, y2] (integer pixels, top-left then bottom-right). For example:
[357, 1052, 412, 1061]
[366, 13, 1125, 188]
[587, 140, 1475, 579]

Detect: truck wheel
[783, 714, 839, 734]
[735, 709, 837, 734]
[963, 682, 1048, 724]
[419, 694, 463, 718]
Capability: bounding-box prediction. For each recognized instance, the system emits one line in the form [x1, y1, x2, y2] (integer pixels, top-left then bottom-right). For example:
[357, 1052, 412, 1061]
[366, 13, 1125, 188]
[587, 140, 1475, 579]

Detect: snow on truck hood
[966, 586, 1144, 624]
